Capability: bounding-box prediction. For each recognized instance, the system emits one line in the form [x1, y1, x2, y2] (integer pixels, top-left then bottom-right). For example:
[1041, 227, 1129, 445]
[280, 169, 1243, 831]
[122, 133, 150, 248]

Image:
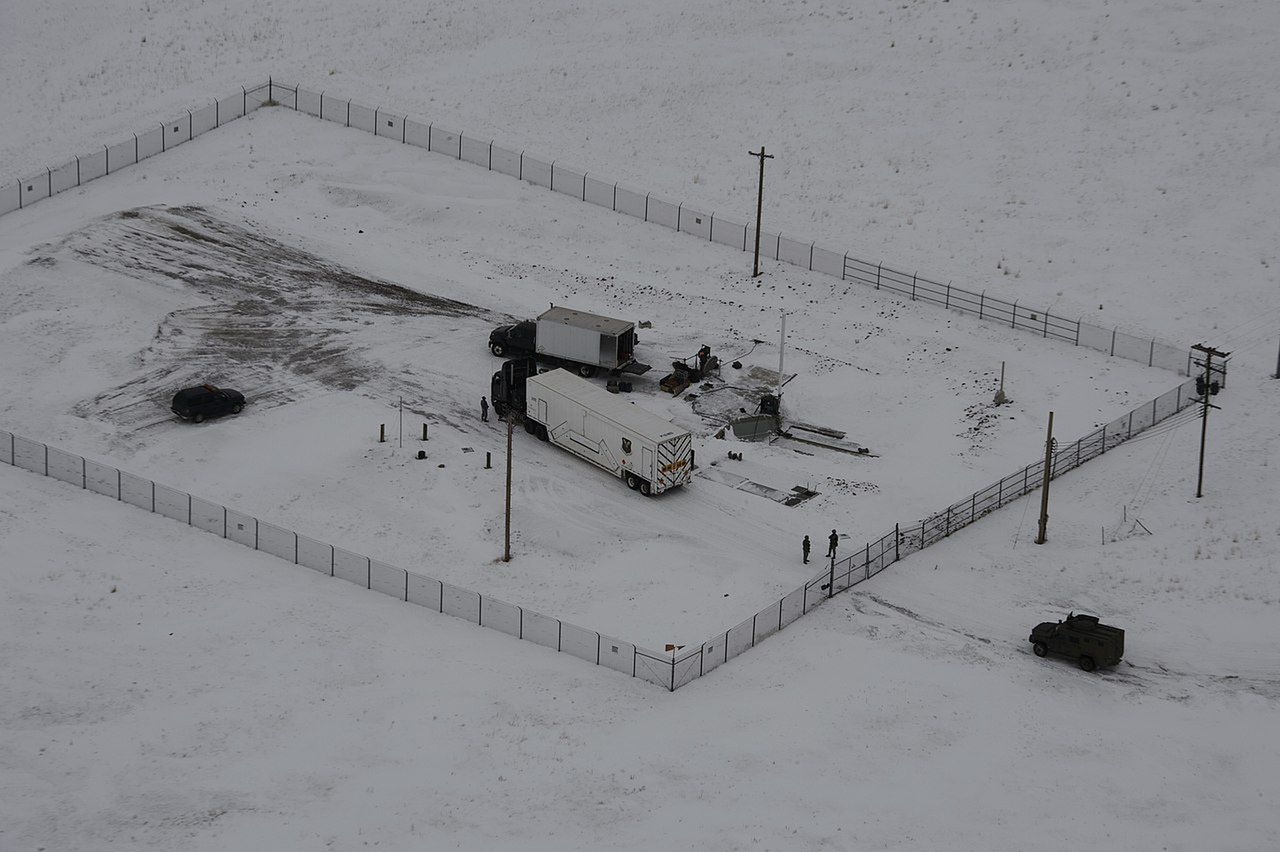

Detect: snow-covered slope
[2, 1, 1278, 849]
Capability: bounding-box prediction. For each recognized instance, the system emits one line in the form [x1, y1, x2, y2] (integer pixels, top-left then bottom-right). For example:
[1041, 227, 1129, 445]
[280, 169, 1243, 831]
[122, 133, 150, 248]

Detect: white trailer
[524, 368, 692, 495]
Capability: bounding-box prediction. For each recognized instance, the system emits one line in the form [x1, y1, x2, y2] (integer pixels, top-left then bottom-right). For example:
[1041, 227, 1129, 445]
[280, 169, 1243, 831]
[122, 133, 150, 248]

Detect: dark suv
[1029, 612, 1124, 672]
[171, 384, 245, 423]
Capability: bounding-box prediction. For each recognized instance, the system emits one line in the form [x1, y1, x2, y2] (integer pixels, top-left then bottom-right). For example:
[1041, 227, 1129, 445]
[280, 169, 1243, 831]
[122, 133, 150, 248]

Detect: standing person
[480, 395, 489, 422]
[802, 535, 811, 564]
[827, 529, 839, 559]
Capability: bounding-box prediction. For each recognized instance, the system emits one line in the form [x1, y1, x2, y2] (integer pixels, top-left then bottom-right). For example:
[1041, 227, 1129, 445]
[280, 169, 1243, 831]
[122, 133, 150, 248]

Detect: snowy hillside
[2, 1, 1278, 850]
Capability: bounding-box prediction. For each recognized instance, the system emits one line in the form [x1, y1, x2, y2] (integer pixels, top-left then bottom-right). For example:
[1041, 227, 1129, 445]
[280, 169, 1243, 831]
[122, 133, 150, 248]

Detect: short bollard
[416, 450, 426, 460]
[485, 451, 492, 469]
[379, 423, 386, 443]
[422, 423, 428, 441]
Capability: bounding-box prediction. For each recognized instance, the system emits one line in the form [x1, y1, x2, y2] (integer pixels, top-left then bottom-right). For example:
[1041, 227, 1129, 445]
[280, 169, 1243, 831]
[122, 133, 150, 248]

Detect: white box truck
[515, 366, 692, 495]
[488, 306, 651, 377]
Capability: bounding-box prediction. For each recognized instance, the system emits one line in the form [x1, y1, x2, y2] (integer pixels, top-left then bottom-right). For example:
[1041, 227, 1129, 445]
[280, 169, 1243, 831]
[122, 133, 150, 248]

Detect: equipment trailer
[491, 359, 691, 495]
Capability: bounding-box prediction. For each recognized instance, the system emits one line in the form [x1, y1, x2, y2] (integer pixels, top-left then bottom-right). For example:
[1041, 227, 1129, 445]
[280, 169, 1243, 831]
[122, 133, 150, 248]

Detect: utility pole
[748, 146, 774, 278]
[398, 396, 403, 448]
[1191, 343, 1229, 499]
[777, 309, 786, 401]
[504, 411, 514, 561]
[1273, 336, 1279, 379]
[1035, 411, 1055, 545]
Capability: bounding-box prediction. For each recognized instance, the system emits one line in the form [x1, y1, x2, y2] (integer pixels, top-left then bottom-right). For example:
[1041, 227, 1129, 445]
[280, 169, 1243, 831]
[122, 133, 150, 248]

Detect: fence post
[1149, 339, 1155, 367]
[47, 167, 52, 197]
[187, 493, 191, 524]
[676, 203, 681, 232]
[998, 477, 1004, 506]
[1043, 311, 1050, 338]
[294, 532, 298, 564]
[944, 506, 951, 536]
[945, 283, 951, 309]
[865, 541, 871, 581]
[254, 519, 259, 550]
[187, 109, 193, 140]
[1011, 300, 1018, 328]
[457, 131, 463, 160]
[709, 213, 714, 241]
[1101, 424, 1106, 453]
[269, 77, 272, 103]
[550, 161, 555, 191]
[875, 262, 881, 289]
[1176, 385, 1181, 409]
[1075, 317, 1082, 346]
[644, 193, 649, 222]
[1110, 327, 1117, 356]
[612, 182, 617, 211]
[828, 557, 835, 599]
[895, 523, 900, 561]
[345, 100, 350, 128]
[775, 233, 781, 260]
[518, 151, 522, 180]
[242, 86, 247, 116]
[911, 272, 917, 301]
[751, 614, 757, 647]
[366, 557, 371, 589]
[1128, 410, 1134, 438]
[809, 242, 814, 271]
[582, 172, 587, 201]
[133, 133, 138, 164]
[971, 492, 976, 521]
[979, 291, 985, 319]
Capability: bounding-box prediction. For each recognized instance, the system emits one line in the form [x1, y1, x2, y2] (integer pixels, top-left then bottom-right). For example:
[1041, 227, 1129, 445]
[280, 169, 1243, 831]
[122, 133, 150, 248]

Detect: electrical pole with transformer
[1191, 343, 1228, 499]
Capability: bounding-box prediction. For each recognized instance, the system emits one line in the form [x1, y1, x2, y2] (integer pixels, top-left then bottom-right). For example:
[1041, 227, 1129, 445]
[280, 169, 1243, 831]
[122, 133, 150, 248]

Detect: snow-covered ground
[2, 1, 1279, 849]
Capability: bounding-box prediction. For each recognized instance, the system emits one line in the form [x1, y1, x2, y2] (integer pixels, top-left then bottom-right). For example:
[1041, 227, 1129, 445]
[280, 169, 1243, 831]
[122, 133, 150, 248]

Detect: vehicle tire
[578, 365, 597, 378]
[192, 412, 205, 423]
[524, 418, 536, 434]
[490, 343, 505, 357]
[1032, 642, 1048, 658]
[625, 473, 639, 490]
[231, 404, 243, 414]
[1078, 655, 1096, 673]
[639, 480, 652, 496]
[536, 424, 549, 442]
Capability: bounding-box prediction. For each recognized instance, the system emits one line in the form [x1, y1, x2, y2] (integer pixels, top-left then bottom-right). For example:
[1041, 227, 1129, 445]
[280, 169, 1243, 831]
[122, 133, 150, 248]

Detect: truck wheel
[524, 418, 536, 434]
[578, 365, 597, 378]
[490, 343, 505, 357]
[1078, 655, 1096, 672]
[536, 424, 549, 442]
[193, 412, 205, 424]
[231, 403, 243, 414]
[1032, 642, 1048, 658]
[625, 473, 639, 490]
[639, 480, 652, 496]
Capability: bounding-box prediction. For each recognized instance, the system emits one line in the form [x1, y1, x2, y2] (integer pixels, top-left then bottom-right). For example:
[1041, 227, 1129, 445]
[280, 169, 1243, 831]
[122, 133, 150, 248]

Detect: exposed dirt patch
[35, 205, 503, 441]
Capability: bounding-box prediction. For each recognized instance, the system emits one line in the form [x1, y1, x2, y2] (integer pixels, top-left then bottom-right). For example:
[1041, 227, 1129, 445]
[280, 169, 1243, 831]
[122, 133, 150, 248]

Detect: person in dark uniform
[802, 535, 811, 564]
[827, 529, 839, 559]
[480, 396, 489, 422]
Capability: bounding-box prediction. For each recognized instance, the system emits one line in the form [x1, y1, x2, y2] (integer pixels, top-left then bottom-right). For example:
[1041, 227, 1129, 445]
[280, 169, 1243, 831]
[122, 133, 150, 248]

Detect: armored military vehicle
[1029, 612, 1124, 672]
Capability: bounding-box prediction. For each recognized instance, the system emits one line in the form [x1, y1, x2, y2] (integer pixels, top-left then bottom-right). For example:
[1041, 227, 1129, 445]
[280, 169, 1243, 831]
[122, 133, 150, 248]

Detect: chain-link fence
[1, 79, 1226, 690]
[1, 365, 1218, 691]
[256, 80, 1203, 379]
[663, 370, 1216, 690]
[0, 430, 672, 689]
[0, 82, 272, 218]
